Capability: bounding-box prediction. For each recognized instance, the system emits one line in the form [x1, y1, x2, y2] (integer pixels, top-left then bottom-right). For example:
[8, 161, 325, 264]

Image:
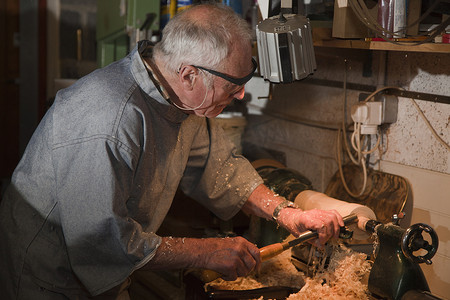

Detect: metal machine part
[365, 219, 440, 300]
[290, 243, 335, 277]
[256, 13, 316, 83]
[290, 217, 441, 300]
[401, 290, 444, 300]
[401, 223, 439, 265]
[257, 166, 313, 203]
[290, 225, 359, 277]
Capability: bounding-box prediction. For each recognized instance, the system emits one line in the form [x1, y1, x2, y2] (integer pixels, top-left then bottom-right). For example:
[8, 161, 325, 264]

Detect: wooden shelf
[313, 39, 450, 54]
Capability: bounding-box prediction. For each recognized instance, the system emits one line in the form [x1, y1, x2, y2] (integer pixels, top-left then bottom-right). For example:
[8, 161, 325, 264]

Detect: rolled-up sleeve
[180, 118, 263, 221]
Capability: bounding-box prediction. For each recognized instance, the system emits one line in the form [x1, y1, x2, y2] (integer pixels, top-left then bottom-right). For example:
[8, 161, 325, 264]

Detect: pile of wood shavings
[287, 244, 372, 300]
[205, 243, 372, 300]
[205, 250, 305, 291]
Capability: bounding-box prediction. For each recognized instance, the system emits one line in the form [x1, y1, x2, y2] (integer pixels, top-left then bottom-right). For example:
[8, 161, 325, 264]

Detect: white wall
[244, 48, 450, 299]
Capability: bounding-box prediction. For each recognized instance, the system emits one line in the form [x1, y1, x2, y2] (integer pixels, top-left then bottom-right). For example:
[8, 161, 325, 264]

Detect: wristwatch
[272, 200, 298, 221]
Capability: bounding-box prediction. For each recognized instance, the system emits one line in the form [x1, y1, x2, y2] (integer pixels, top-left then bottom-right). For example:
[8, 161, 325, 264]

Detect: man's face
[190, 43, 255, 118]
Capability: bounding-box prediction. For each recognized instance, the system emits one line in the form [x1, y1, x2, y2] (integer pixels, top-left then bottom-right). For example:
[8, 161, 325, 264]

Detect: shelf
[313, 39, 450, 54]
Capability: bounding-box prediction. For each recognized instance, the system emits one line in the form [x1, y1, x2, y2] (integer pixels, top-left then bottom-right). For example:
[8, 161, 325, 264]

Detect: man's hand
[143, 236, 261, 281]
[276, 207, 344, 247]
[242, 184, 345, 247]
[197, 237, 261, 281]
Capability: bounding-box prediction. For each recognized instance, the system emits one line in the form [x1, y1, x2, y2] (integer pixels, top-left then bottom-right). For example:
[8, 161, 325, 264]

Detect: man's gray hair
[153, 3, 252, 74]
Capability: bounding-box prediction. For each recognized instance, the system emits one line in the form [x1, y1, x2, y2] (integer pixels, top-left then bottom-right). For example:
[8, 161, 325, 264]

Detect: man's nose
[233, 87, 246, 100]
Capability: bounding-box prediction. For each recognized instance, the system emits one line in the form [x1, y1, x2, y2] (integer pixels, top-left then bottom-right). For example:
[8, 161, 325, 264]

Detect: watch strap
[272, 200, 298, 221]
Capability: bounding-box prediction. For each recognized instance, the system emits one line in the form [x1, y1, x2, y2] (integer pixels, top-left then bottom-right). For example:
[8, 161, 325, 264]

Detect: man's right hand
[195, 236, 261, 281]
[143, 236, 261, 281]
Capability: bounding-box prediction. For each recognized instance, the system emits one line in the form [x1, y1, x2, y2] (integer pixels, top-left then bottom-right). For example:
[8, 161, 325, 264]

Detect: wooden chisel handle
[259, 242, 290, 261]
[196, 269, 225, 283]
[196, 242, 290, 283]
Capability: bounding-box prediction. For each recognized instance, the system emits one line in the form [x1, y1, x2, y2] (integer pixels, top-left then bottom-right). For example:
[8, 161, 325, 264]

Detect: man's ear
[178, 65, 198, 91]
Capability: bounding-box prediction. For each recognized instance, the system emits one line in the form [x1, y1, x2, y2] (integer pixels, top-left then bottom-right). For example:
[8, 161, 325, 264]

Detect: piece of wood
[325, 164, 409, 224]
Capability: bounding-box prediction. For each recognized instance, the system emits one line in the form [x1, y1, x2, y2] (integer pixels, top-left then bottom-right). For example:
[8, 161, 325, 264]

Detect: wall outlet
[351, 94, 398, 134]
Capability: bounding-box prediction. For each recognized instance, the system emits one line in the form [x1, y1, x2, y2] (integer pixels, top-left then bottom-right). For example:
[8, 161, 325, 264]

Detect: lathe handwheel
[401, 223, 438, 265]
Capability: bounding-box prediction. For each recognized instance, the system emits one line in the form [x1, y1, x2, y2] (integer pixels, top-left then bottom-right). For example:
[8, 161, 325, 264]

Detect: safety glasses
[193, 57, 257, 86]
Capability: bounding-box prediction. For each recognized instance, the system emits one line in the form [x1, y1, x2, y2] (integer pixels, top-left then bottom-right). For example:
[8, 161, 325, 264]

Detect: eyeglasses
[192, 58, 257, 86]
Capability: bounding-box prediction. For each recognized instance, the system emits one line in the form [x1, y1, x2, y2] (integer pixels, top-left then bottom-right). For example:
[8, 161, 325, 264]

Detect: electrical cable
[371, 87, 450, 151]
[336, 82, 403, 198]
[337, 127, 369, 197]
[341, 60, 360, 165]
[362, 133, 381, 155]
[408, 98, 450, 151]
[342, 122, 360, 165]
[336, 62, 370, 198]
[348, 0, 400, 36]
[350, 124, 381, 155]
[348, 0, 450, 45]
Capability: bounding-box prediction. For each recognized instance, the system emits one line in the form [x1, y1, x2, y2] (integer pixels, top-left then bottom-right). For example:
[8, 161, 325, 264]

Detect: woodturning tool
[199, 214, 358, 283]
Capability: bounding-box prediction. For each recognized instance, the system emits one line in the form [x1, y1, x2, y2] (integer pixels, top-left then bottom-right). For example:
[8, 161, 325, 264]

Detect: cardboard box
[332, 0, 377, 38]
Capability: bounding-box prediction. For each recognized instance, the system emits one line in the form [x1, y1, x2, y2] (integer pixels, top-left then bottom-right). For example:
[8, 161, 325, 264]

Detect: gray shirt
[0, 41, 263, 297]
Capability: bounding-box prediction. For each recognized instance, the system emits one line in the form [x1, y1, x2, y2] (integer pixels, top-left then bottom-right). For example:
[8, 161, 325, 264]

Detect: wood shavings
[205, 250, 305, 291]
[205, 243, 372, 300]
[287, 244, 372, 300]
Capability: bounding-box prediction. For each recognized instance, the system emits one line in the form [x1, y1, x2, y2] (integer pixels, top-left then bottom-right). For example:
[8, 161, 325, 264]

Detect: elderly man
[0, 3, 343, 299]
